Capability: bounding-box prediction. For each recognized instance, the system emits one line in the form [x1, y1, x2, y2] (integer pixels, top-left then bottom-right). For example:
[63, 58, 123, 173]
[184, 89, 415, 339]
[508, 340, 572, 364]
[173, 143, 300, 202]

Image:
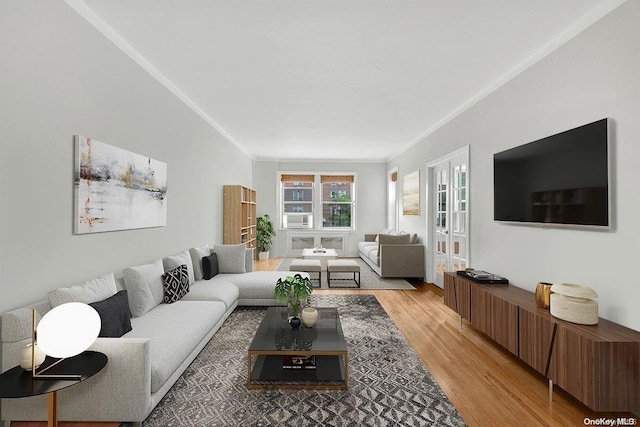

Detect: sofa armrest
[379, 244, 425, 278]
[364, 234, 377, 242]
[2, 338, 152, 422]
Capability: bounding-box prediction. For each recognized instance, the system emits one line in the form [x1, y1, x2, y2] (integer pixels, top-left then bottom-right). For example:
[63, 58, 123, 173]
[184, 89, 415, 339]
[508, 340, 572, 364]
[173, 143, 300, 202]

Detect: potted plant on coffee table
[274, 274, 313, 328]
[256, 215, 276, 261]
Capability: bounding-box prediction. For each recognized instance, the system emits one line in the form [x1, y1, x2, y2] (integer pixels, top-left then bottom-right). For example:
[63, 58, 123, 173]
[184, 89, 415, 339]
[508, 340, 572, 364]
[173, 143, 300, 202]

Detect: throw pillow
[163, 250, 195, 284]
[202, 253, 219, 280]
[89, 290, 132, 338]
[48, 272, 117, 308]
[213, 244, 246, 274]
[162, 264, 190, 303]
[123, 259, 164, 317]
[378, 233, 411, 244]
[189, 245, 210, 281]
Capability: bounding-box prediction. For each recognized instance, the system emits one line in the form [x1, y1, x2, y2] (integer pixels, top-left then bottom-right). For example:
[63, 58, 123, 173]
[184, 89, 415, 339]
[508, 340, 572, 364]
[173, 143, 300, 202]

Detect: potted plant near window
[274, 274, 313, 328]
[256, 214, 276, 261]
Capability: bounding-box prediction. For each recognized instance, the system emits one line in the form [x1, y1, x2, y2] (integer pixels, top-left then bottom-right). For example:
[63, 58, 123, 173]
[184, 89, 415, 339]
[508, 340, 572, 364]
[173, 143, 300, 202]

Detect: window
[280, 173, 355, 229]
[321, 175, 354, 229]
[281, 174, 314, 228]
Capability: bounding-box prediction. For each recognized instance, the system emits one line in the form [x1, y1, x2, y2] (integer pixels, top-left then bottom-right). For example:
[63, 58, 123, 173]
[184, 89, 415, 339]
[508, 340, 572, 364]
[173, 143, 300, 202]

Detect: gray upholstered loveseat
[1, 244, 308, 426]
[358, 229, 425, 279]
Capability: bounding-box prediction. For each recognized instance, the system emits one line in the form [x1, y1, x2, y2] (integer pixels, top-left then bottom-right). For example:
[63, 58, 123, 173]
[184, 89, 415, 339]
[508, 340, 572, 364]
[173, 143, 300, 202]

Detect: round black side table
[0, 350, 108, 427]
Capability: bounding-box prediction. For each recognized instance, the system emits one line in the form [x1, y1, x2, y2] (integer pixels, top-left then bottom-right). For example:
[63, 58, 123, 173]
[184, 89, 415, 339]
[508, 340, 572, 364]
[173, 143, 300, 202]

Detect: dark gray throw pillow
[202, 253, 219, 280]
[162, 264, 190, 303]
[89, 290, 133, 338]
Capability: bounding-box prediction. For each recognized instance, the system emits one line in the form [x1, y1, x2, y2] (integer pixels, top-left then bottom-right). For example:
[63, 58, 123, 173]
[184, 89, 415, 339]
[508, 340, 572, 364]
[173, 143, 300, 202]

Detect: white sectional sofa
[1, 244, 307, 426]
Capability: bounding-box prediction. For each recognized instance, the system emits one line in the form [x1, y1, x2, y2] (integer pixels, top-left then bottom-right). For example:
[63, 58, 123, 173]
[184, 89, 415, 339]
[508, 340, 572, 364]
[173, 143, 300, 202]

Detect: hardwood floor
[12, 258, 635, 426]
[260, 257, 636, 426]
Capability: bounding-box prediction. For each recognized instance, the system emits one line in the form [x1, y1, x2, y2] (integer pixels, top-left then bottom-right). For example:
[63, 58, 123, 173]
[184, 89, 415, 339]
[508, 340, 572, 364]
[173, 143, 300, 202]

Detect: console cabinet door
[444, 273, 457, 312]
[547, 324, 595, 409]
[471, 286, 518, 355]
[443, 274, 471, 321]
[518, 307, 554, 375]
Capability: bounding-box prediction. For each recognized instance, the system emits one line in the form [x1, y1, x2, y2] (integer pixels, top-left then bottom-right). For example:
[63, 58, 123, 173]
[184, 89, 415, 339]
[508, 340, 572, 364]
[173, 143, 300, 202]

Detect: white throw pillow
[189, 245, 210, 281]
[48, 272, 117, 308]
[163, 250, 195, 284]
[213, 244, 247, 274]
[123, 259, 164, 317]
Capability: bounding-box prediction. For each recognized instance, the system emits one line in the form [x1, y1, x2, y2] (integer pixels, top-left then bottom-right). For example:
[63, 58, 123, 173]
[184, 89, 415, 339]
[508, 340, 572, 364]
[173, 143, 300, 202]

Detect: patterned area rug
[277, 257, 416, 290]
[143, 295, 466, 426]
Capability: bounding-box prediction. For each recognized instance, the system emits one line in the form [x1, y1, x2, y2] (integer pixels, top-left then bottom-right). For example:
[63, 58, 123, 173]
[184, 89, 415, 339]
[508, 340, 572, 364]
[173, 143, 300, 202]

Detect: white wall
[388, 1, 640, 331]
[253, 161, 387, 257]
[0, 2, 253, 316]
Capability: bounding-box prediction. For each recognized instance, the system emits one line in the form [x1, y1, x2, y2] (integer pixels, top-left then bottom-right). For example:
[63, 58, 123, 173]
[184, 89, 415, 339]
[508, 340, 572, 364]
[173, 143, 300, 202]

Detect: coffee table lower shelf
[248, 353, 347, 390]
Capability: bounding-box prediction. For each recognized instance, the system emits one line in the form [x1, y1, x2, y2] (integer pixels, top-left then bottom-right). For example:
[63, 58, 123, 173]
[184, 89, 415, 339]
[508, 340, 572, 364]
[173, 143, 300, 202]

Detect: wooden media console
[444, 272, 640, 412]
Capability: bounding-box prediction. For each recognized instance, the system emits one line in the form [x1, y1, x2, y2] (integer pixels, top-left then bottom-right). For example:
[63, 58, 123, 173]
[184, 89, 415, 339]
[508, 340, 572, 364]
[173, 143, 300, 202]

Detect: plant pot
[289, 316, 301, 329]
[258, 251, 269, 261]
[301, 307, 318, 327]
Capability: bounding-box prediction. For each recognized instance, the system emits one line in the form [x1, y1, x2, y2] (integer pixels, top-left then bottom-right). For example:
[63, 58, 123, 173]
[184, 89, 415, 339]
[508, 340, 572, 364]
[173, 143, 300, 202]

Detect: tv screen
[494, 118, 609, 228]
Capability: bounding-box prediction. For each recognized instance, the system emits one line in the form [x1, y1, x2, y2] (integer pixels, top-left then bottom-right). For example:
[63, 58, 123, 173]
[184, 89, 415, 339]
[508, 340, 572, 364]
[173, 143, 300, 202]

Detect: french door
[429, 147, 469, 286]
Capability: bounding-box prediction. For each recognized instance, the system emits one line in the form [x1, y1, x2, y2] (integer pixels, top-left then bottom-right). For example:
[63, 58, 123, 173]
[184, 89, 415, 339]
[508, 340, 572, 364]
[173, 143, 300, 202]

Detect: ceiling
[68, 0, 621, 162]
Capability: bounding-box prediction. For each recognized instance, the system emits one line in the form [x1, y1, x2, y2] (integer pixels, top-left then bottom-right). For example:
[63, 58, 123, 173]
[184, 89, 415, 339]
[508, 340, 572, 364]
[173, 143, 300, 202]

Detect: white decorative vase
[19, 343, 46, 370]
[301, 307, 318, 327]
[258, 251, 269, 261]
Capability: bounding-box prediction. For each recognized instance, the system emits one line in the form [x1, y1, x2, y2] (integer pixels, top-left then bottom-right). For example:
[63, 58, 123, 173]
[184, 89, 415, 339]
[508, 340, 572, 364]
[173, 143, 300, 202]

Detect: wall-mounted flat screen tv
[494, 118, 609, 228]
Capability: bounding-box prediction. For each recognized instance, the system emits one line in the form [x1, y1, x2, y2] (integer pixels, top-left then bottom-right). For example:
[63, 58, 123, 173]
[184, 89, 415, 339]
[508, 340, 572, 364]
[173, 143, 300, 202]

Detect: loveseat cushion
[48, 272, 117, 308]
[181, 278, 239, 310]
[123, 300, 226, 393]
[358, 241, 377, 254]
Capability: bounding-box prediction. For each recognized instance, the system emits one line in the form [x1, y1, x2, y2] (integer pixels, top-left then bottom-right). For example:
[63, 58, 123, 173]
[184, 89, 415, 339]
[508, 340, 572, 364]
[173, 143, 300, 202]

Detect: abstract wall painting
[74, 135, 167, 234]
[403, 170, 420, 216]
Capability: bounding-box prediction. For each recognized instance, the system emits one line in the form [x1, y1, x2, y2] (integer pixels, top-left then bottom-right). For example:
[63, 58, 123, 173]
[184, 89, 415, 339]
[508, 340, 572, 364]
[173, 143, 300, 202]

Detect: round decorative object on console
[549, 283, 598, 325]
[301, 307, 318, 327]
[550, 283, 598, 299]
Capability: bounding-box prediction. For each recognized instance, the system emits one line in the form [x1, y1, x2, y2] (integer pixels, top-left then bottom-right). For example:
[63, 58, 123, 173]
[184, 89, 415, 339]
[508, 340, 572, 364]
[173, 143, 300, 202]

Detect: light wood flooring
[13, 258, 636, 427]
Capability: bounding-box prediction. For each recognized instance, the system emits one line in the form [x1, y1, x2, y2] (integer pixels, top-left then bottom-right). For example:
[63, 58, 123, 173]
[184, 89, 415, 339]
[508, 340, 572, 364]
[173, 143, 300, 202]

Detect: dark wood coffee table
[248, 307, 348, 390]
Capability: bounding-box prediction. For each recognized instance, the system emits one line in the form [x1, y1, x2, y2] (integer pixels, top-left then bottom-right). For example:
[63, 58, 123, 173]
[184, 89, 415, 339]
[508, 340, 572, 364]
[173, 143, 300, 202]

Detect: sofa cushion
[181, 278, 239, 310]
[214, 244, 246, 274]
[162, 265, 190, 304]
[163, 250, 195, 285]
[123, 259, 165, 317]
[368, 249, 380, 265]
[123, 300, 226, 393]
[48, 272, 117, 308]
[189, 245, 210, 281]
[378, 233, 411, 244]
[202, 253, 219, 280]
[89, 290, 132, 338]
[358, 241, 377, 254]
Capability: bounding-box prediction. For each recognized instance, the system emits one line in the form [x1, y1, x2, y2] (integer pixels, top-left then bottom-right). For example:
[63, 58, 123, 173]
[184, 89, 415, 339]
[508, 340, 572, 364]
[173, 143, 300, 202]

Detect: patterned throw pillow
[162, 264, 190, 303]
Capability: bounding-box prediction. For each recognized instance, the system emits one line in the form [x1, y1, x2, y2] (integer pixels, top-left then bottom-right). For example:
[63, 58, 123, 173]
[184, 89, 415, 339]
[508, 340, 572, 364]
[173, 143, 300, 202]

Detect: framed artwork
[73, 135, 167, 234]
[403, 170, 420, 216]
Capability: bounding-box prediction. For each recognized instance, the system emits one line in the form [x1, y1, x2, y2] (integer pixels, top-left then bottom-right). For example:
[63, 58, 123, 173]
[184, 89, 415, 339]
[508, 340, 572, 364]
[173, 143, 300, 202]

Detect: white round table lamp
[37, 302, 101, 359]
